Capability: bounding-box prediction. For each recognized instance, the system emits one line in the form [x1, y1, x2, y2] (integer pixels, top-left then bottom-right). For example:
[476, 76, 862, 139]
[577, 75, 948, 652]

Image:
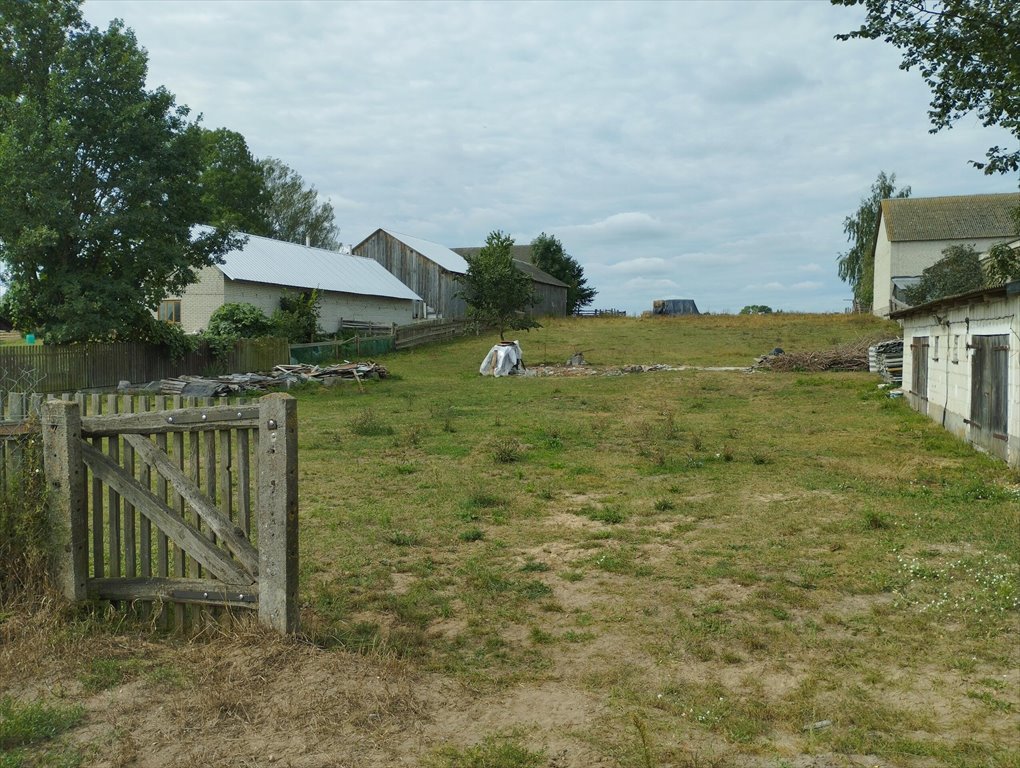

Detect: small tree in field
[459, 230, 539, 340]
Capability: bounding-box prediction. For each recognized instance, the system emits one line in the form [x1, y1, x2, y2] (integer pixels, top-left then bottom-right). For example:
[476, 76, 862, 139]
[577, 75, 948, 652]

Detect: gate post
[257, 393, 299, 633]
[41, 399, 88, 602]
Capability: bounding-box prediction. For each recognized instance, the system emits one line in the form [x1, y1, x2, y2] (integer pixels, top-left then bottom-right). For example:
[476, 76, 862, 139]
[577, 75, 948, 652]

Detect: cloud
[79, 0, 1020, 317]
[605, 257, 670, 275]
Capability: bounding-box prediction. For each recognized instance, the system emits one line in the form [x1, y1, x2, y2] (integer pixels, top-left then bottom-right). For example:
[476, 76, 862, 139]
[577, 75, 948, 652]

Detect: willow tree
[837, 171, 910, 311]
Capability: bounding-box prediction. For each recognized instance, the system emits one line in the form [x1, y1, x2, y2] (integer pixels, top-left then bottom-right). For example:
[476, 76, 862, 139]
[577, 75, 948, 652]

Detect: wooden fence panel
[0, 338, 289, 394]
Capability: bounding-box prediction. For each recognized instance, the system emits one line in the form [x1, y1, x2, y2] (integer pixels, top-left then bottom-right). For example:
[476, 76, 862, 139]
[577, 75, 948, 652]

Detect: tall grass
[0, 427, 50, 607]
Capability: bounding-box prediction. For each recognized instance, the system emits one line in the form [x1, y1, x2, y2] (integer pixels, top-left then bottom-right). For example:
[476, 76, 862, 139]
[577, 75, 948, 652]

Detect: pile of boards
[157, 362, 388, 396]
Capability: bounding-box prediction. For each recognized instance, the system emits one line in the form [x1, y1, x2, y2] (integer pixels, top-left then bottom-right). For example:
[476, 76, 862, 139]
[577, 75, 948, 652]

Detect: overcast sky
[83, 0, 1019, 315]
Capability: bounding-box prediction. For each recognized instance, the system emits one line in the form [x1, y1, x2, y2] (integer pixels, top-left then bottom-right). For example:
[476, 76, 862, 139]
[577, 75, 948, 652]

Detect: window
[932, 335, 939, 361]
[158, 300, 181, 324]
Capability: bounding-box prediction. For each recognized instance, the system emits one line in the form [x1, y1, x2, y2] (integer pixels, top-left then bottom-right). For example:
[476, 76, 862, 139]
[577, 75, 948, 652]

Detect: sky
[82, 0, 1020, 316]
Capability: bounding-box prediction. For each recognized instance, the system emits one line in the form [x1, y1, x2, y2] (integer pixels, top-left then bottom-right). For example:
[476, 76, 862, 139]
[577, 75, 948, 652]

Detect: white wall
[900, 293, 1019, 467]
[222, 279, 414, 333]
[167, 268, 415, 334]
[874, 225, 1012, 316]
[172, 265, 226, 334]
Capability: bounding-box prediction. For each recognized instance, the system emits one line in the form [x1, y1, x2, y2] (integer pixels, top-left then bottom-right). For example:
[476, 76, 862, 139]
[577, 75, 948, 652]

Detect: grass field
[2, 314, 1018, 768]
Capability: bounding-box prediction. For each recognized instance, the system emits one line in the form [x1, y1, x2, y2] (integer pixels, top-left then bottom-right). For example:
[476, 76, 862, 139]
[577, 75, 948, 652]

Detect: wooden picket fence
[4, 391, 298, 633]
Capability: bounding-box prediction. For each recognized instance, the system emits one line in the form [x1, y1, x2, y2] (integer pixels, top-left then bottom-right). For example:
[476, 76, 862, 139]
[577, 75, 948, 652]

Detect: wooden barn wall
[531, 282, 567, 317]
[355, 231, 467, 319]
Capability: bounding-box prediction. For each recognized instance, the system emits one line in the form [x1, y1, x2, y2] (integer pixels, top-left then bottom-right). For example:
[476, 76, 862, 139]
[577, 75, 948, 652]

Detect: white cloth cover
[479, 341, 523, 377]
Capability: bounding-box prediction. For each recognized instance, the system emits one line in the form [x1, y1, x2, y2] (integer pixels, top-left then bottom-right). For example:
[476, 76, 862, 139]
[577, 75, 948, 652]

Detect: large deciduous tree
[459, 230, 539, 340]
[530, 232, 597, 315]
[833, 0, 1020, 175]
[0, 0, 237, 342]
[198, 127, 269, 235]
[259, 157, 341, 250]
[837, 171, 910, 311]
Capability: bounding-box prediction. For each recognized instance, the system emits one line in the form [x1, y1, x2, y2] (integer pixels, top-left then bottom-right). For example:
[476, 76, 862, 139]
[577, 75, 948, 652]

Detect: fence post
[41, 399, 88, 602]
[257, 393, 298, 633]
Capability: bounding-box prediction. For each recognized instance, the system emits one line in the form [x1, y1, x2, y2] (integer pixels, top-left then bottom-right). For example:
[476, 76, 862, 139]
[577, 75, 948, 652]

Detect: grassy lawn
[2, 313, 1017, 768]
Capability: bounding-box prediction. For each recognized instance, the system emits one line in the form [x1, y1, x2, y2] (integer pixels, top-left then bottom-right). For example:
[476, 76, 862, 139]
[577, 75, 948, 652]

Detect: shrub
[206, 302, 272, 338]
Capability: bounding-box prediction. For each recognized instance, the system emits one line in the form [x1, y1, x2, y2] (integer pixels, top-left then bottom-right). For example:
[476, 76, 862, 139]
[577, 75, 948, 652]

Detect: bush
[271, 289, 322, 343]
[206, 302, 272, 338]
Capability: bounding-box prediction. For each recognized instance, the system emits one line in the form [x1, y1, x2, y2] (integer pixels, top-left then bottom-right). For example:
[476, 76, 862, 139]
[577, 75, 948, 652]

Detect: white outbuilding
[159, 228, 424, 334]
[892, 280, 1019, 468]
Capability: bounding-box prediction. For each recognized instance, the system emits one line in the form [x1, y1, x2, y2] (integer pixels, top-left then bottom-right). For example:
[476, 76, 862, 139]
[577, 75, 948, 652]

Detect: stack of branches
[756, 338, 875, 372]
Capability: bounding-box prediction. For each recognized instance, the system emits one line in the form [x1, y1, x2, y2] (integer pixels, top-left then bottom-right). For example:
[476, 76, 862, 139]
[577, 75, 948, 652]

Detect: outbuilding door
[910, 336, 929, 415]
[969, 334, 1009, 460]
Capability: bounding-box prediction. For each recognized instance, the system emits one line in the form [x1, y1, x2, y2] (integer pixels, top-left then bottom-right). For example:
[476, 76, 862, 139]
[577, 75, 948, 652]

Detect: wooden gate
[40, 393, 298, 633]
[968, 334, 1009, 462]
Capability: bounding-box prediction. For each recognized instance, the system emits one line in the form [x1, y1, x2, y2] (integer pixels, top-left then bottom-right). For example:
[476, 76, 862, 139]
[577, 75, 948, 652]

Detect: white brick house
[161, 229, 423, 334]
[872, 192, 1019, 317]
[893, 280, 1020, 468]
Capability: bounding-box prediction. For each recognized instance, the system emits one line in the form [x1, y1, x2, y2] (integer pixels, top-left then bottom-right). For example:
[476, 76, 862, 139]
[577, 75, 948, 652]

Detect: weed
[491, 438, 523, 464]
[0, 432, 48, 606]
[385, 531, 419, 546]
[579, 505, 626, 524]
[721, 445, 734, 462]
[654, 498, 676, 512]
[459, 528, 485, 543]
[750, 451, 771, 465]
[80, 658, 123, 693]
[863, 510, 890, 530]
[520, 560, 550, 573]
[0, 696, 84, 751]
[632, 713, 655, 768]
[350, 409, 394, 437]
[404, 425, 426, 447]
[690, 433, 705, 451]
[529, 627, 554, 644]
[428, 733, 545, 768]
[663, 410, 680, 440]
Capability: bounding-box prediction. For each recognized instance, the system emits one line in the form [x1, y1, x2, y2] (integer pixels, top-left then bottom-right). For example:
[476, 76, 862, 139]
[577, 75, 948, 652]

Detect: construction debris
[154, 362, 388, 396]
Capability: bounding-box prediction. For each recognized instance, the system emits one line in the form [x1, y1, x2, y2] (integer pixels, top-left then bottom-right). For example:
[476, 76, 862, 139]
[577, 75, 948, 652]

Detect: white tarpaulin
[479, 341, 524, 377]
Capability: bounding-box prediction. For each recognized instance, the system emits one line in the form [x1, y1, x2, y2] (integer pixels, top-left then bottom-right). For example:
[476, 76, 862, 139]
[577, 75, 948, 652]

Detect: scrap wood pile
[754, 338, 874, 372]
[159, 362, 388, 396]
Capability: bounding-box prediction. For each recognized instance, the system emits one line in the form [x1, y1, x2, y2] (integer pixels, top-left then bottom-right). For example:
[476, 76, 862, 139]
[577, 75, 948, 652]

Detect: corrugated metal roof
[196, 226, 422, 301]
[382, 230, 469, 274]
[454, 245, 534, 263]
[453, 246, 569, 287]
[511, 259, 569, 288]
[882, 193, 1020, 242]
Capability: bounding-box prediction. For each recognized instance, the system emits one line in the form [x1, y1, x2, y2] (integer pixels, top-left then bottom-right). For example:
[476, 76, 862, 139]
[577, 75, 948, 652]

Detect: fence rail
[394, 319, 473, 350]
[0, 338, 289, 394]
[572, 309, 626, 317]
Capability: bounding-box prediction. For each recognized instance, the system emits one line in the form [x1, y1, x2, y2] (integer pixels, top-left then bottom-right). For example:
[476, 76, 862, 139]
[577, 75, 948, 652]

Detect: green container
[25, 333, 35, 345]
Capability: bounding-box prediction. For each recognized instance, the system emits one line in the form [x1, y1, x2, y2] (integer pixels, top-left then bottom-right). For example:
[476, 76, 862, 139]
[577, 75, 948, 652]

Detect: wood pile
[157, 362, 388, 396]
[755, 339, 874, 372]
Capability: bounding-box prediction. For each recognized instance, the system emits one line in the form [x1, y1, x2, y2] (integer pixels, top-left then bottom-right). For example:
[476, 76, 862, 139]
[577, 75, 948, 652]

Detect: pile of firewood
[755, 338, 874, 372]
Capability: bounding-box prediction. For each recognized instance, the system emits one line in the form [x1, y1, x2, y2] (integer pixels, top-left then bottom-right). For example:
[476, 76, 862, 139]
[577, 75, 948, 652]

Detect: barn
[893, 279, 1019, 468]
[161, 229, 423, 334]
[353, 229, 568, 320]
